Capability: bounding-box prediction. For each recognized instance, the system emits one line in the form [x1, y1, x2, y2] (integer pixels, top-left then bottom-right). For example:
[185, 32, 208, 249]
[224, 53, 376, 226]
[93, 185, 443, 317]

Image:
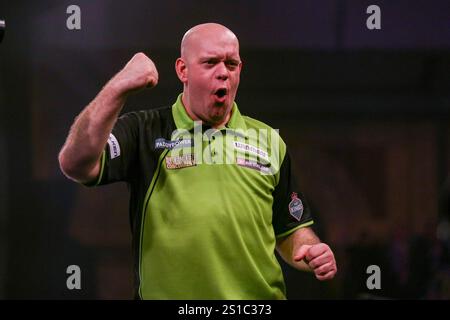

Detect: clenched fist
[111, 52, 159, 95]
[294, 243, 337, 281]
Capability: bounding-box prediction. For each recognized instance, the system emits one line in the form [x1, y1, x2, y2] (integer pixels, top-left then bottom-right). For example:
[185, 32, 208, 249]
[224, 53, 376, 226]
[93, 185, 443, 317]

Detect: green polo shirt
[88, 94, 314, 299]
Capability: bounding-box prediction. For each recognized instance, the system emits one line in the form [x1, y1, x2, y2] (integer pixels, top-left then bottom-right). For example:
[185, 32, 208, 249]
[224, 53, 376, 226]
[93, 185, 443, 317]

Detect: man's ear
[175, 58, 188, 83]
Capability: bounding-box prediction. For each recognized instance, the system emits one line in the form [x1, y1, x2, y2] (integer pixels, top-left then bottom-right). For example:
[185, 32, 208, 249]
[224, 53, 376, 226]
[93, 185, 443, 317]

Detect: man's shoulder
[116, 106, 176, 137]
[241, 115, 287, 153]
[120, 105, 172, 121]
[241, 115, 273, 130]
[242, 115, 284, 137]
[116, 106, 173, 129]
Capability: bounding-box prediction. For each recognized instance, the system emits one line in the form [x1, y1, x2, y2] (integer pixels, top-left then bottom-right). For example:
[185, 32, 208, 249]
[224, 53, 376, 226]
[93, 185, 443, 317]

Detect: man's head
[175, 23, 242, 127]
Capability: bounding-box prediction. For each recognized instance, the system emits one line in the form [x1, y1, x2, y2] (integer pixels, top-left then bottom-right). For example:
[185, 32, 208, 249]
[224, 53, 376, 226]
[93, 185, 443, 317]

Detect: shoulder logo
[288, 192, 304, 221]
[107, 133, 121, 159]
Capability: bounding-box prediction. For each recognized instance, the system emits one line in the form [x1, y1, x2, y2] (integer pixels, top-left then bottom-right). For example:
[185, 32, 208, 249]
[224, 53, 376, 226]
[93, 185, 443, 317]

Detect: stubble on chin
[205, 106, 227, 126]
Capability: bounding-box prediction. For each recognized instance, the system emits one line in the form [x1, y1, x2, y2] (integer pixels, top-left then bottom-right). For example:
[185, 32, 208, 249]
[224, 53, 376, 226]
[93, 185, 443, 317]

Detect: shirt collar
[172, 93, 248, 134]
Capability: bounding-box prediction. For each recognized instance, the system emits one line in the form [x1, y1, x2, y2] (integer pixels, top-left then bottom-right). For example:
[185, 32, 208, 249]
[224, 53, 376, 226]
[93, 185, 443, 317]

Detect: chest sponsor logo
[155, 138, 192, 150]
[107, 133, 121, 159]
[289, 192, 304, 221]
[236, 157, 270, 174]
[165, 154, 196, 169]
[233, 141, 269, 162]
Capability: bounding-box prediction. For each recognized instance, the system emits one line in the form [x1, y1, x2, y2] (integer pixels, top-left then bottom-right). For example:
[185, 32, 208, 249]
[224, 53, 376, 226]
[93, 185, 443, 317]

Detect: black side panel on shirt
[272, 150, 313, 237]
[97, 105, 176, 298]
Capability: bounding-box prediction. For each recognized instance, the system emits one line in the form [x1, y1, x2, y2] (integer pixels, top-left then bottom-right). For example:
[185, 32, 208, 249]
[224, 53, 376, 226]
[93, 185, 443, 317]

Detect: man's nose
[215, 62, 228, 81]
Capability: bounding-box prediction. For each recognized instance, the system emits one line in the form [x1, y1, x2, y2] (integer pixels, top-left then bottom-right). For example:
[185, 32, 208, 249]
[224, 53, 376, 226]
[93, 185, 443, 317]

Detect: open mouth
[214, 88, 228, 98]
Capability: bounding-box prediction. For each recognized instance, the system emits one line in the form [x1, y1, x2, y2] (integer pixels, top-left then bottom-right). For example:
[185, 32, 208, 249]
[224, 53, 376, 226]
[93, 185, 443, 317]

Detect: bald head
[181, 23, 239, 62]
[175, 23, 242, 128]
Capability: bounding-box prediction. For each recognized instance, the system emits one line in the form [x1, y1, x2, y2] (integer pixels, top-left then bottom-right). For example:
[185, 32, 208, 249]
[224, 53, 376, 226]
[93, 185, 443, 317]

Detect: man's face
[179, 30, 242, 126]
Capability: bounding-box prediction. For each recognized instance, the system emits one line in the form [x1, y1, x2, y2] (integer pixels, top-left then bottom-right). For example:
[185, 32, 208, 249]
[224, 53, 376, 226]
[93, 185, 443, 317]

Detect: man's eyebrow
[200, 56, 241, 63]
[200, 56, 220, 60]
[226, 58, 241, 63]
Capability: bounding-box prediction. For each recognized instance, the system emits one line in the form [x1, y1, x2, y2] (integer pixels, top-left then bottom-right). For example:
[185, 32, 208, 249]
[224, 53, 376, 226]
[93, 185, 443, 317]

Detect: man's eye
[226, 63, 238, 70]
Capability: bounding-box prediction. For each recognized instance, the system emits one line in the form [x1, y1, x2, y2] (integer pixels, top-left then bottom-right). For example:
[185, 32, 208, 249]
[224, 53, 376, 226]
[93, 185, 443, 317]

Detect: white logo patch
[236, 157, 270, 174]
[107, 133, 121, 159]
[234, 142, 269, 162]
[155, 138, 192, 150]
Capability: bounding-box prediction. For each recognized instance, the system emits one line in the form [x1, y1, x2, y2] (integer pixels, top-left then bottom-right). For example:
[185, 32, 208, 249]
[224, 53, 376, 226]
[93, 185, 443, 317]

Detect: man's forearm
[58, 82, 126, 183]
[276, 227, 320, 271]
[58, 53, 159, 183]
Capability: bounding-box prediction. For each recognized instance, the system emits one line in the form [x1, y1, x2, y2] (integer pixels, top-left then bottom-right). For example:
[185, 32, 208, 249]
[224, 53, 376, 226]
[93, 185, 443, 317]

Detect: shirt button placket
[211, 135, 216, 164]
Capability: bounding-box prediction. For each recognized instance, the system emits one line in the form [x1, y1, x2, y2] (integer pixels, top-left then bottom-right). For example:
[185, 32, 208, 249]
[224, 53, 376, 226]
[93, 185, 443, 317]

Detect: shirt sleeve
[84, 112, 140, 186]
[272, 150, 314, 238]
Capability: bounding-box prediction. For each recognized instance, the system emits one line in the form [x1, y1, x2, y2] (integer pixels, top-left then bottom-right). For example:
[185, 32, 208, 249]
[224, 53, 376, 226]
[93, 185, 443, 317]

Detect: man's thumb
[294, 245, 313, 262]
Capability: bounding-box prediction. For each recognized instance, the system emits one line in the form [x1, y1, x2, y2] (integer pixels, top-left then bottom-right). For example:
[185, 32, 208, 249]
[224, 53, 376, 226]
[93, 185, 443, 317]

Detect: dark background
[0, 0, 449, 299]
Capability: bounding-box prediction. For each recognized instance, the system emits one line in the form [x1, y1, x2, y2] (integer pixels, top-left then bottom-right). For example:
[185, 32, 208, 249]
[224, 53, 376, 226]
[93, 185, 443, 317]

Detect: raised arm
[58, 53, 158, 183]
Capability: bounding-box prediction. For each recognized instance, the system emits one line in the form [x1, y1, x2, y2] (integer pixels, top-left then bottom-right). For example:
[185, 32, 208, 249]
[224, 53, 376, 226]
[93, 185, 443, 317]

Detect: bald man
[59, 23, 337, 299]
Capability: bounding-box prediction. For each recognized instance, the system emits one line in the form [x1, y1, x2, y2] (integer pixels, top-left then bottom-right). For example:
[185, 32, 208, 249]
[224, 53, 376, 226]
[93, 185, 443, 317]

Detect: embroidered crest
[288, 192, 304, 221]
[165, 154, 196, 169]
